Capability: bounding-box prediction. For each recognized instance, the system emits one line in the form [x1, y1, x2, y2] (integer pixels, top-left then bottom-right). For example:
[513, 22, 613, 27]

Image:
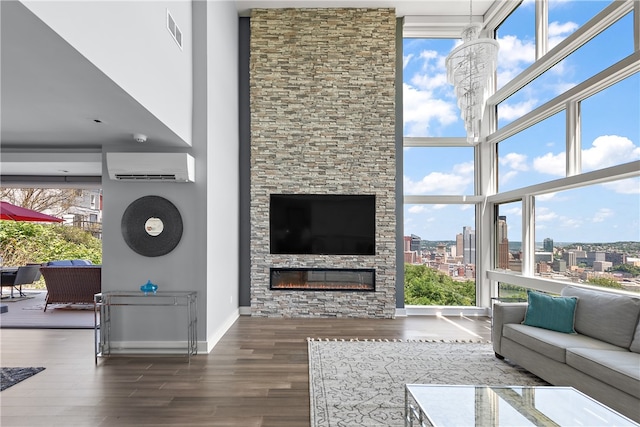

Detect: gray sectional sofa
[492, 285, 640, 423]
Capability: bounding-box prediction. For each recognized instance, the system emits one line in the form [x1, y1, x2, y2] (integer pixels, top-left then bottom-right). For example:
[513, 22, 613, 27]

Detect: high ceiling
[0, 0, 497, 179]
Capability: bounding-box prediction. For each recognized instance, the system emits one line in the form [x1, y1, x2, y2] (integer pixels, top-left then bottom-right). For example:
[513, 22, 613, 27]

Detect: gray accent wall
[100, 1, 240, 353]
[249, 8, 397, 318]
[239, 17, 252, 308]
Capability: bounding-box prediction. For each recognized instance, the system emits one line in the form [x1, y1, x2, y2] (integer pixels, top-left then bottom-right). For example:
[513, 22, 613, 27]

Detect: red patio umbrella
[0, 201, 63, 223]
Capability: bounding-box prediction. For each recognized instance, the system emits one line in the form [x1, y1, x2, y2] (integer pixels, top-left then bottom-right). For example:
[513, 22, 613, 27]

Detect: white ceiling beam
[403, 15, 481, 38]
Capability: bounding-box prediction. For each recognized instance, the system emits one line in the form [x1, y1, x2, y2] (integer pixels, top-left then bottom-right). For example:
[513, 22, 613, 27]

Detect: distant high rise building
[606, 252, 626, 266]
[497, 216, 509, 269]
[410, 234, 421, 253]
[552, 259, 567, 273]
[564, 251, 577, 267]
[456, 233, 463, 259]
[593, 261, 613, 272]
[587, 251, 606, 262]
[497, 216, 508, 242]
[403, 236, 411, 252]
[543, 238, 554, 252]
[463, 226, 475, 265]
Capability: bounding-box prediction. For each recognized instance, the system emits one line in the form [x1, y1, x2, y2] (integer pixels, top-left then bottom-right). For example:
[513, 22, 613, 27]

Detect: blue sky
[403, 0, 640, 244]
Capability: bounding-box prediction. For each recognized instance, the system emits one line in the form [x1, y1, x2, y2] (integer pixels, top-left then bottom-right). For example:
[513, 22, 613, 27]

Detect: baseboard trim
[405, 305, 491, 317]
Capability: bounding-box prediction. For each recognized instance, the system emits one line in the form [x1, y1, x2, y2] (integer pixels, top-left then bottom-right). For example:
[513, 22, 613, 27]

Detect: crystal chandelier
[445, 6, 499, 145]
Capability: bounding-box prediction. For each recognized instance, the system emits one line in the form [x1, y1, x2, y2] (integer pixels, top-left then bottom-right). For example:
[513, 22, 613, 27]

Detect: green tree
[0, 221, 101, 266]
[611, 264, 640, 277]
[587, 276, 622, 289]
[405, 264, 475, 306]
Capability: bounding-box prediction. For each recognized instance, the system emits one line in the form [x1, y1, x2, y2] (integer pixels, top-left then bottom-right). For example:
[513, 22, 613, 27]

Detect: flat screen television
[270, 194, 375, 255]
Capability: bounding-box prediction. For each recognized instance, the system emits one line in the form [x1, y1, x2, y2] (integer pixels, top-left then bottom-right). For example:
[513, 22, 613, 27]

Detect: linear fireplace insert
[270, 268, 375, 291]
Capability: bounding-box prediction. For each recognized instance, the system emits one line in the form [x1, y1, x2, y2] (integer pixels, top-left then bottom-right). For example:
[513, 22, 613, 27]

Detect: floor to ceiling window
[487, 0, 639, 297]
[402, 37, 480, 309]
[404, 0, 640, 311]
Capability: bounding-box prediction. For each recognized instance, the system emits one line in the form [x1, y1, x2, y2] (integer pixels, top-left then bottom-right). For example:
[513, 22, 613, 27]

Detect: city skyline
[403, 0, 639, 243]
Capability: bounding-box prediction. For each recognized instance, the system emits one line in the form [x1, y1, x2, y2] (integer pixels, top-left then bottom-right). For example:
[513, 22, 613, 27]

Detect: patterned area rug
[0, 367, 45, 391]
[308, 339, 548, 427]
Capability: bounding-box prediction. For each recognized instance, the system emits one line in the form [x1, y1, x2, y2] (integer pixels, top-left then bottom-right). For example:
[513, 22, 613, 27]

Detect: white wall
[22, 0, 193, 146]
[96, 0, 239, 353]
[204, 1, 240, 350]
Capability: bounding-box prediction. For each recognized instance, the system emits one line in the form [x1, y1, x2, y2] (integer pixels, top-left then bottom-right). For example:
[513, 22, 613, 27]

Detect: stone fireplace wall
[250, 8, 396, 318]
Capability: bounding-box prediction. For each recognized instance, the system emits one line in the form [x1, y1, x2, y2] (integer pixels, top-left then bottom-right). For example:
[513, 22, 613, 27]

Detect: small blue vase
[140, 280, 158, 294]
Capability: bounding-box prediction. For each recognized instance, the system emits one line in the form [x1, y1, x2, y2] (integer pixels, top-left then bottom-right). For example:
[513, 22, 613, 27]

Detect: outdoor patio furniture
[1, 264, 41, 298]
[40, 266, 101, 312]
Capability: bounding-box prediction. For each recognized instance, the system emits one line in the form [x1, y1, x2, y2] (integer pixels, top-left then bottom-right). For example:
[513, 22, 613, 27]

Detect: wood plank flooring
[0, 315, 492, 426]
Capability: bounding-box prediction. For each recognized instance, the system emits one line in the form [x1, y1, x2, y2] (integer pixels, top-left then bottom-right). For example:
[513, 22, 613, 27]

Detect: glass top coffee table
[405, 385, 639, 427]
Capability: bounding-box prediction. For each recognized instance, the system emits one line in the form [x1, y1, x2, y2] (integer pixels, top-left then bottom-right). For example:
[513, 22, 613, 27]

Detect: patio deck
[0, 290, 95, 329]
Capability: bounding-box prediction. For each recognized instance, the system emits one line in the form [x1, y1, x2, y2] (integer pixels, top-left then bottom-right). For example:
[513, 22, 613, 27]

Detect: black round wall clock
[121, 195, 183, 257]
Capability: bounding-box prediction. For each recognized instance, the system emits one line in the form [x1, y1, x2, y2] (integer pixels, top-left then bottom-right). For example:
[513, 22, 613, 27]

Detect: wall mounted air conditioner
[106, 152, 195, 183]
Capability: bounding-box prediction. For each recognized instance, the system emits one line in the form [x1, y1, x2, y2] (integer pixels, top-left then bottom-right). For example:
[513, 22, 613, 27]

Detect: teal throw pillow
[522, 290, 578, 334]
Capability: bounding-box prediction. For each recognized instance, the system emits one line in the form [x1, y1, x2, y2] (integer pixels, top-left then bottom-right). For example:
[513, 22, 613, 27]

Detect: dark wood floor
[0, 315, 492, 426]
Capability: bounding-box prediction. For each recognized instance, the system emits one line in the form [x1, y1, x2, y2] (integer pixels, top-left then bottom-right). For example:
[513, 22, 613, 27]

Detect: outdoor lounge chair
[1, 264, 41, 298]
[40, 266, 101, 312]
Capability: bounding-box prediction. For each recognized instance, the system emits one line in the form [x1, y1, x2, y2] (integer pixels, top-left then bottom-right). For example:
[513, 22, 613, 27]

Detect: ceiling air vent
[107, 153, 195, 183]
[166, 9, 183, 50]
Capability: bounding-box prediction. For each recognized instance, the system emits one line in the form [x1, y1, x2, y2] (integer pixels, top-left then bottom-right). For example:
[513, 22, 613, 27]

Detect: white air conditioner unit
[106, 153, 195, 183]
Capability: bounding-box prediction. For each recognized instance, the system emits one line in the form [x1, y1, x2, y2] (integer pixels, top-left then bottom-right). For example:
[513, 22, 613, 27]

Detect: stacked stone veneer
[250, 8, 396, 318]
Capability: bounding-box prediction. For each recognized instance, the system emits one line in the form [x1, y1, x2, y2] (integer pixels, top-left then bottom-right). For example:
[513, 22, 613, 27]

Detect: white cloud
[536, 192, 557, 201]
[536, 206, 559, 222]
[497, 35, 535, 88]
[531, 135, 640, 178]
[497, 35, 536, 71]
[549, 21, 578, 38]
[583, 135, 640, 171]
[411, 72, 449, 92]
[499, 170, 519, 185]
[533, 151, 565, 176]
[419, 49, 438, 62]
[548, 81, 577, 95]
[403, 83, 458, 137]
[404, 170, 473, 195]
[505, 206, 522, 216]
[601, 178, 640, 195]
[408, 205, 426, 214]
[403, 46, 461, 135]
[403, 53, 414, 69]
[498, 99, 539, 122]
[592, 208, 614, 223]
[499, 152, 529, 184]
[500, 152, 529, 171]
[560, 217, 582, 229]
[452, 161, 474, 175]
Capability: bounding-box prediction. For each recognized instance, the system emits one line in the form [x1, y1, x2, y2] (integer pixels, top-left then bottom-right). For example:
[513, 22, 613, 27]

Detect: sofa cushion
[47, 260, 73, 266]
[630, 319, 640, 354]
[562, 286, 640, 348]
[522, 290, 577, 333]
[566, 347, 640, 399]
[503, 323, 624, 363]
[70, 259, 92, 266]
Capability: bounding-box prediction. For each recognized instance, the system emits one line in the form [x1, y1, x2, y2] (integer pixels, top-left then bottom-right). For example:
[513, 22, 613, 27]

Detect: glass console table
[405, 385, 639, 427]
[94, 291, 197, 363]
